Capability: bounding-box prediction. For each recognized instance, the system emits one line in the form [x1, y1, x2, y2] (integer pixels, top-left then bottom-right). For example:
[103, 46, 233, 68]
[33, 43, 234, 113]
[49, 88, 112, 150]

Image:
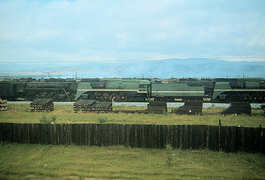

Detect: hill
[0, 59, 264, 79]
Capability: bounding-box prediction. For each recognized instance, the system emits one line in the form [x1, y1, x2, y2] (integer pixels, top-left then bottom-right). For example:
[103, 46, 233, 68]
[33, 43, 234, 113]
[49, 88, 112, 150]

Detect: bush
[39, 114, 57, 124]
[98, 117, 108, 124]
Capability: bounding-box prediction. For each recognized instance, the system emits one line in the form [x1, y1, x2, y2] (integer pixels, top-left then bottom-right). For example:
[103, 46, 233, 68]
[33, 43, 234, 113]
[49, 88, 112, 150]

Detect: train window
[139, 84, 146, 88]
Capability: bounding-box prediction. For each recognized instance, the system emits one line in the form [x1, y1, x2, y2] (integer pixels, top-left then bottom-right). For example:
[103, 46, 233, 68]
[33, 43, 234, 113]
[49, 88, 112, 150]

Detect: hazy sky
[0, 0, 265, 63]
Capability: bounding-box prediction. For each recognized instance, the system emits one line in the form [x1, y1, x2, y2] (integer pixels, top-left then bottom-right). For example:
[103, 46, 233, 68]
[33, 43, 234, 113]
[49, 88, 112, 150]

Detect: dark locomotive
[0, 77, 265, 103]
[0, 78, 78, 101]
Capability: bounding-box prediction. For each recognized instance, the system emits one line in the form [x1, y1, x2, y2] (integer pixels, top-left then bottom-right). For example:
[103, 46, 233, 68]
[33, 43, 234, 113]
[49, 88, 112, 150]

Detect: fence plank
[0, 123, 264, 154]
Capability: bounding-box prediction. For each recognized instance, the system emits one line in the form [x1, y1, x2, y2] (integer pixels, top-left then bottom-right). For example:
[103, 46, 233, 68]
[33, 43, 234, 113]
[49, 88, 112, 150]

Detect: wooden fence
[0, 123, 264, 154]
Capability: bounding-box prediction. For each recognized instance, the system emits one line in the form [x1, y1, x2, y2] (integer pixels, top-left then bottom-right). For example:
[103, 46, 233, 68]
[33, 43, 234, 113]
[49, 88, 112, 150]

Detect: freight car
[0, 78, 78, 101]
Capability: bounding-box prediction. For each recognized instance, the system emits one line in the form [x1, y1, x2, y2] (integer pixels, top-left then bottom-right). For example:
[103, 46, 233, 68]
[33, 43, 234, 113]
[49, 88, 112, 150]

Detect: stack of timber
[222, 102, 251, 115]
[30, 98, 54, 112]
[91, 102, 112, 113]
[74, 99, 96, 113]
[74, 99, 112, 113]
[146, 101, 167, 114]
[0, 99, 7, 111]
[174, 101, 203, 115]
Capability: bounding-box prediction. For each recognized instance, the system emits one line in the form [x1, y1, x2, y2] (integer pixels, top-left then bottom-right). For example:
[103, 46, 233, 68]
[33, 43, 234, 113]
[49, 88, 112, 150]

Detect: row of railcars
[0, 77, 265, 103]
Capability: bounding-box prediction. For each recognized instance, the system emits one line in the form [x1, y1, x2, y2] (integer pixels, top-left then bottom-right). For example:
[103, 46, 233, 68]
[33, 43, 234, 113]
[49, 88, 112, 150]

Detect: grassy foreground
[0, 143, 265, 180]
[0, 105, 265, 179]
[0, 104, 264, 127]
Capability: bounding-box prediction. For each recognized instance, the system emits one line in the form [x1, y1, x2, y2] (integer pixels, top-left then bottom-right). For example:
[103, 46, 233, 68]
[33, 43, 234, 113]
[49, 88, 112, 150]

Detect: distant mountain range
[0, 59, 264, 79]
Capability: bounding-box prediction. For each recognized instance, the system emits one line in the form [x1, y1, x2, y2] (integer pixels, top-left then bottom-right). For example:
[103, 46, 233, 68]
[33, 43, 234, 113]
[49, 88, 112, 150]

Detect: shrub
[98, 117, 108, 124]
[39, 114, 57, 124]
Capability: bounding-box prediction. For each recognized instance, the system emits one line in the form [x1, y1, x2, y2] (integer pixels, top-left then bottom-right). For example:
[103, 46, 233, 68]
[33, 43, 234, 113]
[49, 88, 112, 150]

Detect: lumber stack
[74, 99, 112, 113]
[221, 102, 251, 115]
[0, 99, 7, 111]
[146, 101, 167, 114]
[30, 98, 54, 112]
[174, 101, 203, 115]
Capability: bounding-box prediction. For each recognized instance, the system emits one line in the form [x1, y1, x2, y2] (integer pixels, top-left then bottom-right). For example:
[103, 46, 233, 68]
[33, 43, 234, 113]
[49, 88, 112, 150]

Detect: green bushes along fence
[0, 123, 264, 153]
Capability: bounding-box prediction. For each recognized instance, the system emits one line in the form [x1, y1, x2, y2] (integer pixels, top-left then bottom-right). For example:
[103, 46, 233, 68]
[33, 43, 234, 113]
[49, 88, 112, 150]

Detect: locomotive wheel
[251, 94, 260, 103]
[119, 93, 127, 102]
[110, 94, 119, 101]
[102, 93, 110, 101]
[94, 93, 101, 100]
[261, 95, 265, 102]
[240, 94, 250, 102]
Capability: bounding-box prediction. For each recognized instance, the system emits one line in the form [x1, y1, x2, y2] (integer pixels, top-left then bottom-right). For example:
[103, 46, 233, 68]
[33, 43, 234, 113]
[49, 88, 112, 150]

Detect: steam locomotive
[0, 78, 78, 101]
[0, 77, 265, 103]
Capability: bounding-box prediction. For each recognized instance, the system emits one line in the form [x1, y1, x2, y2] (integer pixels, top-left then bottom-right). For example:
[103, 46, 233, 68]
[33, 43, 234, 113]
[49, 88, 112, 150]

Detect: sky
[0, 0, 265, 64]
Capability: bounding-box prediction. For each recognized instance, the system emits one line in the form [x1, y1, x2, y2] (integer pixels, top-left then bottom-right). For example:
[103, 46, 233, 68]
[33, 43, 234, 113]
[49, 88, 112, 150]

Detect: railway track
[6, 101, 264, 108]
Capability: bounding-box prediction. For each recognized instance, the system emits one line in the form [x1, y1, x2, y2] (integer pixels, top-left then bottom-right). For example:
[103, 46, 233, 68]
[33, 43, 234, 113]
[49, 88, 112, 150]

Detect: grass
[0, 143, 265, 180]
[0, 104, 264, 127]
[0, 105, 265, 179]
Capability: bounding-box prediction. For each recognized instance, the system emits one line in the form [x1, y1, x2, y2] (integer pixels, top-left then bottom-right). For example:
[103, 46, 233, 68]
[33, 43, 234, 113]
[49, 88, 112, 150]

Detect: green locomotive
[76, 78, 205, 102]
[76, 78, 151, 102]
[76, 78, 265, 103]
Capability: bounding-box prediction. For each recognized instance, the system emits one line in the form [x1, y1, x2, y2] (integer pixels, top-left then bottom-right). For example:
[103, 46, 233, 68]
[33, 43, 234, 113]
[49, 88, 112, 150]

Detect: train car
[0, 80, 15, 100]
[151, 79, 205, 101]
[212, 78, 265, 103]
[76, 78, 151, 102]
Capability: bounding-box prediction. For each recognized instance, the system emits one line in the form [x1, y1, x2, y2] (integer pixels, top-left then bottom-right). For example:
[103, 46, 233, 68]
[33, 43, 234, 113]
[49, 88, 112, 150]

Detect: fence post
[219, 119, 221, 151]
[259, 124, 263, 153]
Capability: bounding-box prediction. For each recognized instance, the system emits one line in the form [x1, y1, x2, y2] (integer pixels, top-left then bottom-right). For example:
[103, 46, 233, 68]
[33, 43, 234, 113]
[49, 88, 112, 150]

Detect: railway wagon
[212, 78, 265, 103]
[76, 78, 151, 102]
[151, 80, 205, 102]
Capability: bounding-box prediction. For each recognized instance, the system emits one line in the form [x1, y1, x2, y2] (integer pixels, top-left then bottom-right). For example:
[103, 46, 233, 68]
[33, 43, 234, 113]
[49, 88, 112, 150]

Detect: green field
[0, 143, 265, 180]
[0, 104, 264, 127]
[0, 104, 265, 179]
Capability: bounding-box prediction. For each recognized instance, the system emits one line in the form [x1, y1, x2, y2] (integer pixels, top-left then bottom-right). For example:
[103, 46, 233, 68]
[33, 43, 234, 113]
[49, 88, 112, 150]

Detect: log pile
[0, 99, 7, 111]
[221, 102, 251, 115]
[30, 98, 54, 112]
[74, 99, 112, 113]
[146, 101, 167, 114]
[174, 101, 203, 115]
